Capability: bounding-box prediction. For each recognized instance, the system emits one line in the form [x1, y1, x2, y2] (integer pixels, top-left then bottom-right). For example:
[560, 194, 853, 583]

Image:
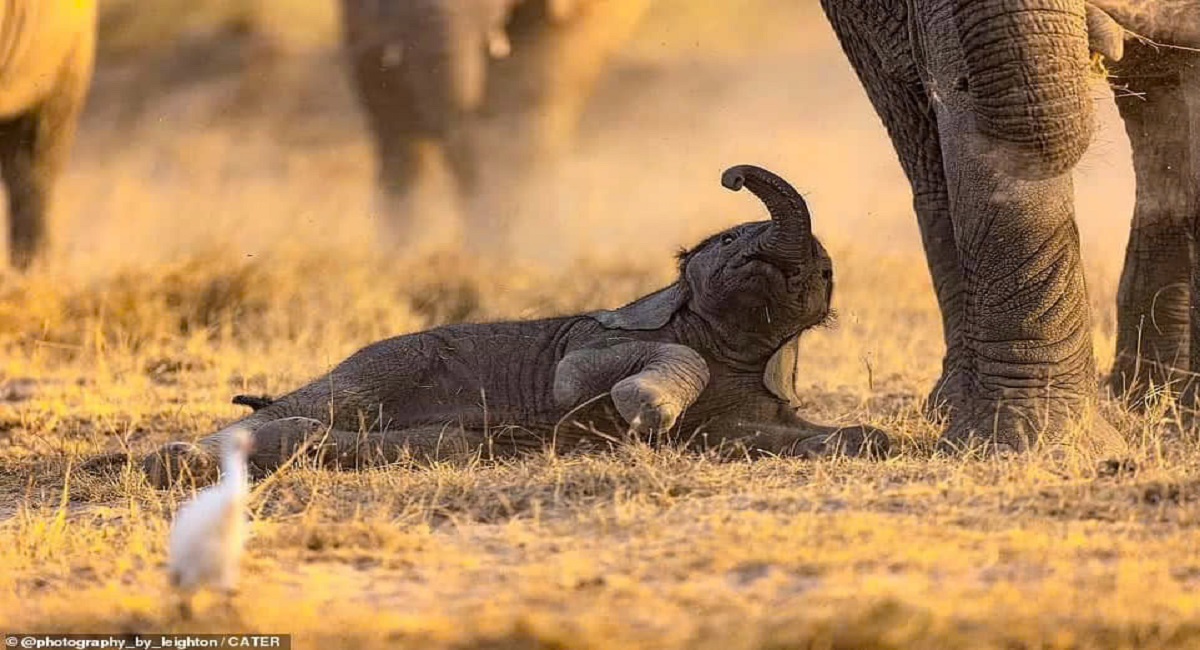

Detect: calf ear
[763, 336, 803, 406]
[590, 283, 689, 331]
[1086, 4, 1125, 62]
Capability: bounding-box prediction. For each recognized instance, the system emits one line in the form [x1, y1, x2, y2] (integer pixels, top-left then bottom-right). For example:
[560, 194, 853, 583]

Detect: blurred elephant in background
[340, 0, 651, 253]
[0, 0, 97, 270]
[818, 0, 1167, 455]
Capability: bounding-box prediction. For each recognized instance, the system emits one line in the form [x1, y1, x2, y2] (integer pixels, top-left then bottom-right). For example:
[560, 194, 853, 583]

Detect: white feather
[167, 428, 252, 610]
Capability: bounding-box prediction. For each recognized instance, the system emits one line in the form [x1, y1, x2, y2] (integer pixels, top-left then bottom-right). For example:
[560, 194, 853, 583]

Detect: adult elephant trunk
[721, 164, 812, 263]
[954, 0, 1094, 180]
[1089, 0, 1200, 48]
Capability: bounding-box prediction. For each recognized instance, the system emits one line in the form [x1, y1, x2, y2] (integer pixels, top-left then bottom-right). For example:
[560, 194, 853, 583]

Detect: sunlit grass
[0, 1, 1177, 647]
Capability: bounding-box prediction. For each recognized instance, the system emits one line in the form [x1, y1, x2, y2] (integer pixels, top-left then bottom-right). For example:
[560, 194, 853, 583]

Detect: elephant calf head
[597, 165, 834, 366]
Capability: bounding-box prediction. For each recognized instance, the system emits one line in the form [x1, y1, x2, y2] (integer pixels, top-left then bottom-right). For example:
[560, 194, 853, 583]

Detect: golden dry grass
[1, 2, 1194, 648]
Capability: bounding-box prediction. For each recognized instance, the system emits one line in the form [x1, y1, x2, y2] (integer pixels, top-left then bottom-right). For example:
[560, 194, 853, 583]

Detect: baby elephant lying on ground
[141, 164, 891, 487]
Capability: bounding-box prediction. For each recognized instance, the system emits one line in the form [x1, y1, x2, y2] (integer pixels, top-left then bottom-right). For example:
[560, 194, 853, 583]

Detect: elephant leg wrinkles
[926, 16, 1102, 450]
[1109, 41, 1196, 406]
[822, 0, 968, 419]
[1183, 57, 1200, 409]
[825, 0, 1125, 455]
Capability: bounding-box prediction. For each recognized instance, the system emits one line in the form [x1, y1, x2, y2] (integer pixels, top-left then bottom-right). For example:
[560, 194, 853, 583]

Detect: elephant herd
[6, 0, 1200, 456]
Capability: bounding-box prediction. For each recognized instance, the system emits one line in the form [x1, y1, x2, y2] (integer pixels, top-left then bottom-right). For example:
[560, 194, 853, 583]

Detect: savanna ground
[3, 2, 1199, 648]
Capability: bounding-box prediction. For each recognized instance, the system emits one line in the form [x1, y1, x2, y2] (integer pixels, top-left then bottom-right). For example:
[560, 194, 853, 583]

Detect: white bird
[167, 427, 253, 619]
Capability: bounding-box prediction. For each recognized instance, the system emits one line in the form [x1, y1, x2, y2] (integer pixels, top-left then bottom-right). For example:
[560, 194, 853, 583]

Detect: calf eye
[721, 234, 736, 245]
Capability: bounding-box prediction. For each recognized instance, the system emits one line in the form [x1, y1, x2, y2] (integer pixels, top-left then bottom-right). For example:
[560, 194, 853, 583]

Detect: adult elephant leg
[349, 55, 444, 253]
[464, 0, 651, 253]
[820, 1, 967, 417]
[1183, 58, 1200, 408]
[0, 112, 50, 270]
[443, 123, 483, 221]
[909, 1, 1125, 457]
[1109, 42, 1194, 406]
[488, 0, 651, 160]
[940, 157, 1117, 453]
[0, 38, 91, 270]
[372, 134, 442, 251]
[343, 0, 479, 257]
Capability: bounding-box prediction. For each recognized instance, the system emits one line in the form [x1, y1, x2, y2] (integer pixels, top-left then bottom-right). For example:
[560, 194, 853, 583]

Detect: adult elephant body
[341, 0, 651, 253]
[0, 0, 96, 270]
[819, 0, 1140, 453]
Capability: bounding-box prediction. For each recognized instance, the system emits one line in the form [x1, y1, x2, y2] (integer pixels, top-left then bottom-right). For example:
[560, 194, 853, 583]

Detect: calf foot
[611, 376, 682, 436]
[143, 442, 218, 489]
[790, 425, 893, 460]
[247, 417, 327, 475]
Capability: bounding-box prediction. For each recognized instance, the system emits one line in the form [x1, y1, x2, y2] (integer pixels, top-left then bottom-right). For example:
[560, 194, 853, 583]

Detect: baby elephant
[142, 164, 890, 486]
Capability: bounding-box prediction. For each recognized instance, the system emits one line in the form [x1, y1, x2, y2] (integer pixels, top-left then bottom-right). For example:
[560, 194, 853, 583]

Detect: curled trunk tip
[720, 164, 811, 228]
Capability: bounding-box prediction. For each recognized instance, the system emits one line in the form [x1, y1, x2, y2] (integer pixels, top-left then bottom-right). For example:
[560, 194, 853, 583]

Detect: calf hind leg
[142, 418, 541, 487]
[246, 418, 513, 475]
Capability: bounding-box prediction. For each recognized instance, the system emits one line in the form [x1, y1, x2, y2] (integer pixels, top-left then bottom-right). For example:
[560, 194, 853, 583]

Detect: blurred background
[57, 0, 1132, 269]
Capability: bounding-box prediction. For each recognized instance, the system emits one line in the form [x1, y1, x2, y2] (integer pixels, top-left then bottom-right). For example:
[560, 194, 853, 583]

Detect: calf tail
[232, 394, 275, 411]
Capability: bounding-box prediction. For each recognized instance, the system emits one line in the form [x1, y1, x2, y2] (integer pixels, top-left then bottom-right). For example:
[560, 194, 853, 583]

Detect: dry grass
[0, 2, 1191, 648]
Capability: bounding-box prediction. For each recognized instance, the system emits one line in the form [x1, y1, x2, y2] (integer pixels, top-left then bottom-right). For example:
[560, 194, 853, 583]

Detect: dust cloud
[55, 1, 1133, 287]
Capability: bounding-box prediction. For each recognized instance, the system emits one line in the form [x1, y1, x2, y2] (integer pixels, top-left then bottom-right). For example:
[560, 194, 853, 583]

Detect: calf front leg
[554, 341, 710, 437]
[687, 407, 892, 460]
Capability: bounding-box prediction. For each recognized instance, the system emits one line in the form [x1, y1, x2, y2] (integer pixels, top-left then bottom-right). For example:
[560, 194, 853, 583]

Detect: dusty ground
[3, 2, 1198, 648]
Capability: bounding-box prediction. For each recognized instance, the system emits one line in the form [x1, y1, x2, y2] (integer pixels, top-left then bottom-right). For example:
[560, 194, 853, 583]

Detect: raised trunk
[721, 164, 812, 262]
[954, 0, 1094, 180]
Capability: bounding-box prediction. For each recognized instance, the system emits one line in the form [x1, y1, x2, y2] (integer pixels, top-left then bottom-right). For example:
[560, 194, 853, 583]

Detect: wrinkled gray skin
[340, 0, 651, 253]
[139, 165, 890, 488]
[0, 1, 96, 270]
[1091, 0, 1200, 46]
[819, 0, 1141, 454]
[1103, 31, 1200, 407]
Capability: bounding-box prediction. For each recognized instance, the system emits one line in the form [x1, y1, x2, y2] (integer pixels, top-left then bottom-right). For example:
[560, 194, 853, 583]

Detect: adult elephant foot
[923, 348, 967, 421]
[938, 396, 1128, 463]
[1107, 354, 1189, 411]
[928, 154, 1131, 462]
[459, 178, 528, 259]
[372, 189, 457, 259]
